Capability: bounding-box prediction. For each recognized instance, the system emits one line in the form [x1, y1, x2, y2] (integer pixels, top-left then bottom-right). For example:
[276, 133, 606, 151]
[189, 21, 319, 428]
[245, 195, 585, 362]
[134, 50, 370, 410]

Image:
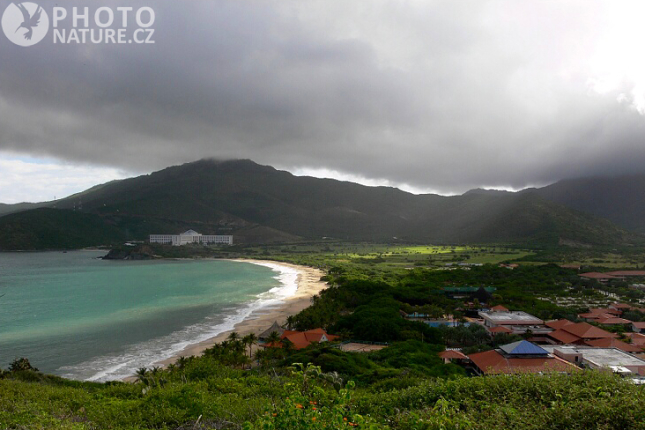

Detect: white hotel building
[149, 230, 233, 246]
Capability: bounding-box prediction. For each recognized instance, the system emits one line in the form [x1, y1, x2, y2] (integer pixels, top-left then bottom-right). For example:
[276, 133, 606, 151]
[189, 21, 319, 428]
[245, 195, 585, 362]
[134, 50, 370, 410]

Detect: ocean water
[0, 251, 297, 381]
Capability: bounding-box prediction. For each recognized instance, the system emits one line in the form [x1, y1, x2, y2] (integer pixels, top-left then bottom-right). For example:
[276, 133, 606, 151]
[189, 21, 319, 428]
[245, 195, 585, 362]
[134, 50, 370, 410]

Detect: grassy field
[145, 239, 645, 274]
[515, 247, 645, 269]
[240, 243, 534, 271]
[559, 253, 645, 268]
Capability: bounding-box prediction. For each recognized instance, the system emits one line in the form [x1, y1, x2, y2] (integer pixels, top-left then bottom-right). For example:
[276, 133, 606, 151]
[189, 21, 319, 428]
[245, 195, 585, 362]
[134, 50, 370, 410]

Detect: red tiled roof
[285, 329, 339, 349]
[632, 322, 645, 329]
[579, 272, 619, 279]
[304, 331, 326, 343]
[579, 313, 612, 320]
[588, 308, 621, 315]
[548, 329, 581, 344]
[578, 313, 599, 319]
[262, 341, 282, 348]
[596, 317, 632, 325]
[578, 309, 621, 321]
[264, 328, 338, 350]
[561, 322, 618, 339]
[590, 313, 621, 321]
[625, 333, 645, 347]
[489, 326, 513, 333]
[545, 319, 574, 330]
[584, 338, 643, 353]
[610, 303, 634, 309]
[605, 271, 645, 277]
[439, 350, 468, 360]
[283, 332, 314, 349]
[468, 350, 577, 374]
[490, 305, 509, 312]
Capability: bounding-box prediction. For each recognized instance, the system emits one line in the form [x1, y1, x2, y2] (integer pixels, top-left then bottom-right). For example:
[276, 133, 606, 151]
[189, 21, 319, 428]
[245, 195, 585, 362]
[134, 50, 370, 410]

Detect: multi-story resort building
[149, 230, 233, 246]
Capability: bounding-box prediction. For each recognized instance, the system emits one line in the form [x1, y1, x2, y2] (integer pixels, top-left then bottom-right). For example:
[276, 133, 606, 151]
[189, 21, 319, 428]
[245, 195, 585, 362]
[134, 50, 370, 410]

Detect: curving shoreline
[148, 259, 327, 371]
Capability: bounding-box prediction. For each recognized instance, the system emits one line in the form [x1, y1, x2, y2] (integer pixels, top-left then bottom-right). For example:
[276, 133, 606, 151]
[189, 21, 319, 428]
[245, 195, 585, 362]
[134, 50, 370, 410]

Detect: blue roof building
[500, 340, 549, 356]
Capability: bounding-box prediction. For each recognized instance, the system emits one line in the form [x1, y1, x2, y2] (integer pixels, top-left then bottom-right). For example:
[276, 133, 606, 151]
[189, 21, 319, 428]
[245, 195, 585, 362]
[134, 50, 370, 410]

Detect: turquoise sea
[0, 251, 296, 381]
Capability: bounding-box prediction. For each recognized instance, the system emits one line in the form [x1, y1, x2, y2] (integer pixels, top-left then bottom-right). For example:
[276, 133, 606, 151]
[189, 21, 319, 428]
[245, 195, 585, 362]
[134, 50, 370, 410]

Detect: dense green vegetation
[288, 262, 609, 333]
[534, 174, 645, 234]
[0, 201, 44, 216]
[0, 208, 124, 250]
[1, 357, 643, 429]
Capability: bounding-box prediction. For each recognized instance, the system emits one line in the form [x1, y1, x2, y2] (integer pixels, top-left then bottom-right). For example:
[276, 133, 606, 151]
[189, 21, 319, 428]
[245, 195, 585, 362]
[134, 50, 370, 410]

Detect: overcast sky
[1, 0, 645, 203]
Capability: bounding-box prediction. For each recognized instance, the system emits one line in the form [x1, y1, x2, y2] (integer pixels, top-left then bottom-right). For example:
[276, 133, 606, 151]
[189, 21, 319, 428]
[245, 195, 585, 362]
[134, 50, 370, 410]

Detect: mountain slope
[0, 208, 124, 250]
[532, 175, 645, 234]
[0, 159, 637, 249]
[404, 190, 634, 246]
[0, 202, 46, 216]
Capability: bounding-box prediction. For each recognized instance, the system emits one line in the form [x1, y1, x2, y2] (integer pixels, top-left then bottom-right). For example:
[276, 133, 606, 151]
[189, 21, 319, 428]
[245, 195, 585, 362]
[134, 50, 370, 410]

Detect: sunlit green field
[242, 243, 534, 270]
[155, 239, 645, 271]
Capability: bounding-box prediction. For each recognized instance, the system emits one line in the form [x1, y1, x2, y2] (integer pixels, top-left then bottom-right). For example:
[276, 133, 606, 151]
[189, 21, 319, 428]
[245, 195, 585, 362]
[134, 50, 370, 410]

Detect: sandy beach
[152, 259, 327, 369]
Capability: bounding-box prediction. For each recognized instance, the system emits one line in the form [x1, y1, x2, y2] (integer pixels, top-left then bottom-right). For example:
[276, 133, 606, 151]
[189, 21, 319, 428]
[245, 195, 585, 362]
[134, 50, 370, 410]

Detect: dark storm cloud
[1, 0, 644, 194]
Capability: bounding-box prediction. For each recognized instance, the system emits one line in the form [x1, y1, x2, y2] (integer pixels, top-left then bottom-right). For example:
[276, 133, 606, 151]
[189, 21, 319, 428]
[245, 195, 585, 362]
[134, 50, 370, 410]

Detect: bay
[0, 251, 292, 381]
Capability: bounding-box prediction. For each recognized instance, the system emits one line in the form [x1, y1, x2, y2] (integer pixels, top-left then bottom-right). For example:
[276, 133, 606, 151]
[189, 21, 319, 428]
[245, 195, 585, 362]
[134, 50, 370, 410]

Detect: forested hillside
[0, 159, 637, 249]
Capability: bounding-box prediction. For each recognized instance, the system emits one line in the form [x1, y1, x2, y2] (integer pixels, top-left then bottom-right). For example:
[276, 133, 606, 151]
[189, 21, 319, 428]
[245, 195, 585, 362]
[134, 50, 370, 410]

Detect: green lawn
[241, 243, 535, 271]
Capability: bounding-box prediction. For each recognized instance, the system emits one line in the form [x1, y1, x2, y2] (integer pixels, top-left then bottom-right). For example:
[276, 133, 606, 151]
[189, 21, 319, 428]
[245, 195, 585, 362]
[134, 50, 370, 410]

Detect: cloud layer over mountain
[1, 0, 645, 198]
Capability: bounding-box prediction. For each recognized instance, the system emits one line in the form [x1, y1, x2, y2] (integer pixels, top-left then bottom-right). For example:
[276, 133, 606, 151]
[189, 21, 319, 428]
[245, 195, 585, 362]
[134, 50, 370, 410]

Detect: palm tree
[227, 331, 240, 342]
[282, 337, 295, 352]
[135, 367, 149, 385]
[176, 356, 188, 370]
[266, 330, 281, 346]
[241, 335, 250, 356]
[253, 348, 267, 366]
[285, 315, 295, 330]
[150, 366, 162, 385]
[267, 331, 280, 343]
[233, 339, 245, 355]
[237, 355, 251, 370]
[242, 333, 258, 358]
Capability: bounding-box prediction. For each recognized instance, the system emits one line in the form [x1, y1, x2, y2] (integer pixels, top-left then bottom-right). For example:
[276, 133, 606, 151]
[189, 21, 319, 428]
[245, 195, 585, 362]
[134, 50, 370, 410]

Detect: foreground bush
[1, 360, 644, 429]
[356, 371, 645, 430]
[246, 363, 384, 430]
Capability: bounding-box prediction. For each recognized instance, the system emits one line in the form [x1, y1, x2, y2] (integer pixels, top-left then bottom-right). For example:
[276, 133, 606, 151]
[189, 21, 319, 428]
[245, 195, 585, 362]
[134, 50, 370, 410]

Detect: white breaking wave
[57, 261, 300, 382]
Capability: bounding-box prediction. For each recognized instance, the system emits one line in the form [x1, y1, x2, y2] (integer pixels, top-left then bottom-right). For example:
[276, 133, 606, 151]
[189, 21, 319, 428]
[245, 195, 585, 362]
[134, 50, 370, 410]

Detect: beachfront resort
[256, 301, 645, 383]
[149, 230, 233, 246]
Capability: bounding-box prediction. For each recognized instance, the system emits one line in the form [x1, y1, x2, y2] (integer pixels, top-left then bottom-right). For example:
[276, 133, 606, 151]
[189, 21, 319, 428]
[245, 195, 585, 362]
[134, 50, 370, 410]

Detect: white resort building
[149, 230, 233, 246]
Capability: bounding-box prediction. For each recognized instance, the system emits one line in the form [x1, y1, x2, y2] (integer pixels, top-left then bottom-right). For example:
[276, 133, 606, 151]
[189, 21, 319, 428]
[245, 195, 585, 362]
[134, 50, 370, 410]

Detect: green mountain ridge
[0, 159, 638, 249]
[470, 174, 645, 234]
[532, 175, 645, 234]
[0, 201, 46, 216]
